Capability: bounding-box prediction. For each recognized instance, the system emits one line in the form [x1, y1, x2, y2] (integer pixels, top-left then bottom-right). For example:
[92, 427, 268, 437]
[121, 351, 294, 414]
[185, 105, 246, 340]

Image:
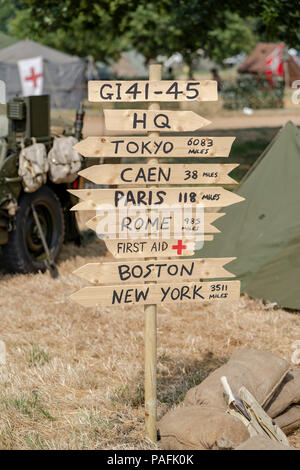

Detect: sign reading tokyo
[74, 136, 235, 158]
[88, 80, 218, 102]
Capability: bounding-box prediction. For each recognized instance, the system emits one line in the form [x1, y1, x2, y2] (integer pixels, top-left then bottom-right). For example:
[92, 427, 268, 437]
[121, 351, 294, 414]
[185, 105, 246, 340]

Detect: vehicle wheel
[2, 185, 64, 274]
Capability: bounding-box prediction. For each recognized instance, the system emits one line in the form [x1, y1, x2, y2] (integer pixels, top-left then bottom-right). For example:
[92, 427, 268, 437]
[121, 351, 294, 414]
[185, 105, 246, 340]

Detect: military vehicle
[0, 94, 85, 275]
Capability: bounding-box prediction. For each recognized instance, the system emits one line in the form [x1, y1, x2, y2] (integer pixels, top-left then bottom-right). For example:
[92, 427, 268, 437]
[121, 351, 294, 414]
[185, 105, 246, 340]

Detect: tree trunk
[185, 56, 194, 79]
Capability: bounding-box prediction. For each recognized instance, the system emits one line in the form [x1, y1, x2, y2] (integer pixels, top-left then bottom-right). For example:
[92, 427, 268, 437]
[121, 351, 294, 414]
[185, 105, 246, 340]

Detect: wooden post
[144, 64, 161, 442]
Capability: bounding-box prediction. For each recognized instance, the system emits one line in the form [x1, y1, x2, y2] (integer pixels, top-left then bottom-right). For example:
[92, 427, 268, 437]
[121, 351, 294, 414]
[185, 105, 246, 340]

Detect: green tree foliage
[251, 0, 300, 47]
[9, 2, 129, 61]
[0, 0, 19, 33]
[208, 13, 258, 65]
[3, 0, 300, 69]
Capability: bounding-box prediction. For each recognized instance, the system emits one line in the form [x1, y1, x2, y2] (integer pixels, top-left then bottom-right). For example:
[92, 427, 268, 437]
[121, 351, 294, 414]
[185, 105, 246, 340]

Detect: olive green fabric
[198, 121, 300, 309]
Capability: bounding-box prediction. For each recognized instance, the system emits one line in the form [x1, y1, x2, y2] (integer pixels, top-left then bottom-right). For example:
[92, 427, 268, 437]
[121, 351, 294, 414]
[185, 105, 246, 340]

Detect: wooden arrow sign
[73, 258, 236, 285]
[88, 80, 218, 102]
[79, 164, 238, 185]
[85, 211, 224, 237]
[69, 187, 244, 209]
[104, 237, 213, 258]
[104, 109, 211, 132]
[74, 136, 235, 158]
[70, 280, 240, 307]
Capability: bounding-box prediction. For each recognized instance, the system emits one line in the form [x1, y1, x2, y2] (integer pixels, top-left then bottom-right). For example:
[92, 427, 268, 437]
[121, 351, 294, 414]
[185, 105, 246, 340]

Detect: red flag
[265, 44, 284, 86]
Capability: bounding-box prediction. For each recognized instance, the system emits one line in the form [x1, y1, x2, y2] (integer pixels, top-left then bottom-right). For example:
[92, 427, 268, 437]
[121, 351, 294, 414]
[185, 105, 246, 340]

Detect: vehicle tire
[2, 185, 64, 274]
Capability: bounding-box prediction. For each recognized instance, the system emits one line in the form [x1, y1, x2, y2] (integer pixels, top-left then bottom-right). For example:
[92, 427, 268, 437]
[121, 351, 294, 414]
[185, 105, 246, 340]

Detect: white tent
[0, 39, 86, 108]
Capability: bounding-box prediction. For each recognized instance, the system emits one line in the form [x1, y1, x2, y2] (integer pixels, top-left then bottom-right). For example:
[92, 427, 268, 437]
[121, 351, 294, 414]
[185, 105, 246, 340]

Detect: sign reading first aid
[18, 56, 43, 96]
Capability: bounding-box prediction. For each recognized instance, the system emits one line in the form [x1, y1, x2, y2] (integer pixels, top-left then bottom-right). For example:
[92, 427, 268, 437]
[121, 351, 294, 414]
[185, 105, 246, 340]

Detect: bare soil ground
[0, 239, 299, 450]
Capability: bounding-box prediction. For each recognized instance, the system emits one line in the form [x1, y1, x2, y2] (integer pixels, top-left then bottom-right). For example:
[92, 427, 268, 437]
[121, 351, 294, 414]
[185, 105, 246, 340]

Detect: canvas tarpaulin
[198, 121, 300, 310]
[0, 39, 86, 108]
[238, 42, 300, 86]
[159, 349, 300, 450]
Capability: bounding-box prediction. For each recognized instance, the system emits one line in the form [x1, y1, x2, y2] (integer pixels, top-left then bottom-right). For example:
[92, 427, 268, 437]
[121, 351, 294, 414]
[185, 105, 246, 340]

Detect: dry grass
[0, 239, 299, 449]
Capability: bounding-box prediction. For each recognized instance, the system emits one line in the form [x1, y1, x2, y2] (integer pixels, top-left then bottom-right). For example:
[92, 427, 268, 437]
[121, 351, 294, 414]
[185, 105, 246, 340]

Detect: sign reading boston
[74, 258, 236, 285]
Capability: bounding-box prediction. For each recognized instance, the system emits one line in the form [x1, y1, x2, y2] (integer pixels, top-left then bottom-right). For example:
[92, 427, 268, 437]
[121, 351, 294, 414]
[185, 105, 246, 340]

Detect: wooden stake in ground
[144, 64, 161, 442]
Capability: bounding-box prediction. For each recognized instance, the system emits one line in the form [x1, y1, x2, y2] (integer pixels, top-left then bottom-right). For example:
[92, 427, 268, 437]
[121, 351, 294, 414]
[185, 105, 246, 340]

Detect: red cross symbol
[25, 67, 43, 88]
[172, 240, 187, 255]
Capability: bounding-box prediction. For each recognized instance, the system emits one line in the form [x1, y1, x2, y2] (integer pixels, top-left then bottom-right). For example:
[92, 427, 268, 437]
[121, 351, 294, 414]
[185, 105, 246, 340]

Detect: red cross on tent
[18, 56, 43, 96]
[25, 67, 43, 88]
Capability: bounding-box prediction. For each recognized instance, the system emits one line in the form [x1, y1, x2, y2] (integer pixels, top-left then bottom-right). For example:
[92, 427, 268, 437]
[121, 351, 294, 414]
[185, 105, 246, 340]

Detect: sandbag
[48, 136, 81, 184]
[274, 405, 300, 435]
[185, 349, 290, 411]
[265, 367, 300, 418]
[18, 142, 48, 192]
[235, 435, 295, 450]
[158, 405, 250, 450]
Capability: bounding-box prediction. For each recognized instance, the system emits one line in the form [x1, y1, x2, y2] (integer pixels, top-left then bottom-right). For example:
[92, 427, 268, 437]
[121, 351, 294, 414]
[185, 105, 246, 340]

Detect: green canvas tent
[198, 121, 300, 310]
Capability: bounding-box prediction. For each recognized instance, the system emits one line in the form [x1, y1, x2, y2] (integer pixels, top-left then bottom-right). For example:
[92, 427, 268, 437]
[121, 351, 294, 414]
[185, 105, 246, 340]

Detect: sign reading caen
[88, 80, 218, 102]
[69, 187, 244, 209]
[79, 164, 238, 185]
[73, 258, 236, 285]
[104, 109, 210, 132]
[74, 136, 235, 158]
[85, 211, 225, 237]
[70, 280, 240, 308]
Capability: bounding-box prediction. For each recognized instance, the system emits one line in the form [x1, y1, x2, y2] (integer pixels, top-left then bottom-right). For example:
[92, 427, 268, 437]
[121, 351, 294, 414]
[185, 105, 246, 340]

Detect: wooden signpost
[70, 66, 243, 442]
